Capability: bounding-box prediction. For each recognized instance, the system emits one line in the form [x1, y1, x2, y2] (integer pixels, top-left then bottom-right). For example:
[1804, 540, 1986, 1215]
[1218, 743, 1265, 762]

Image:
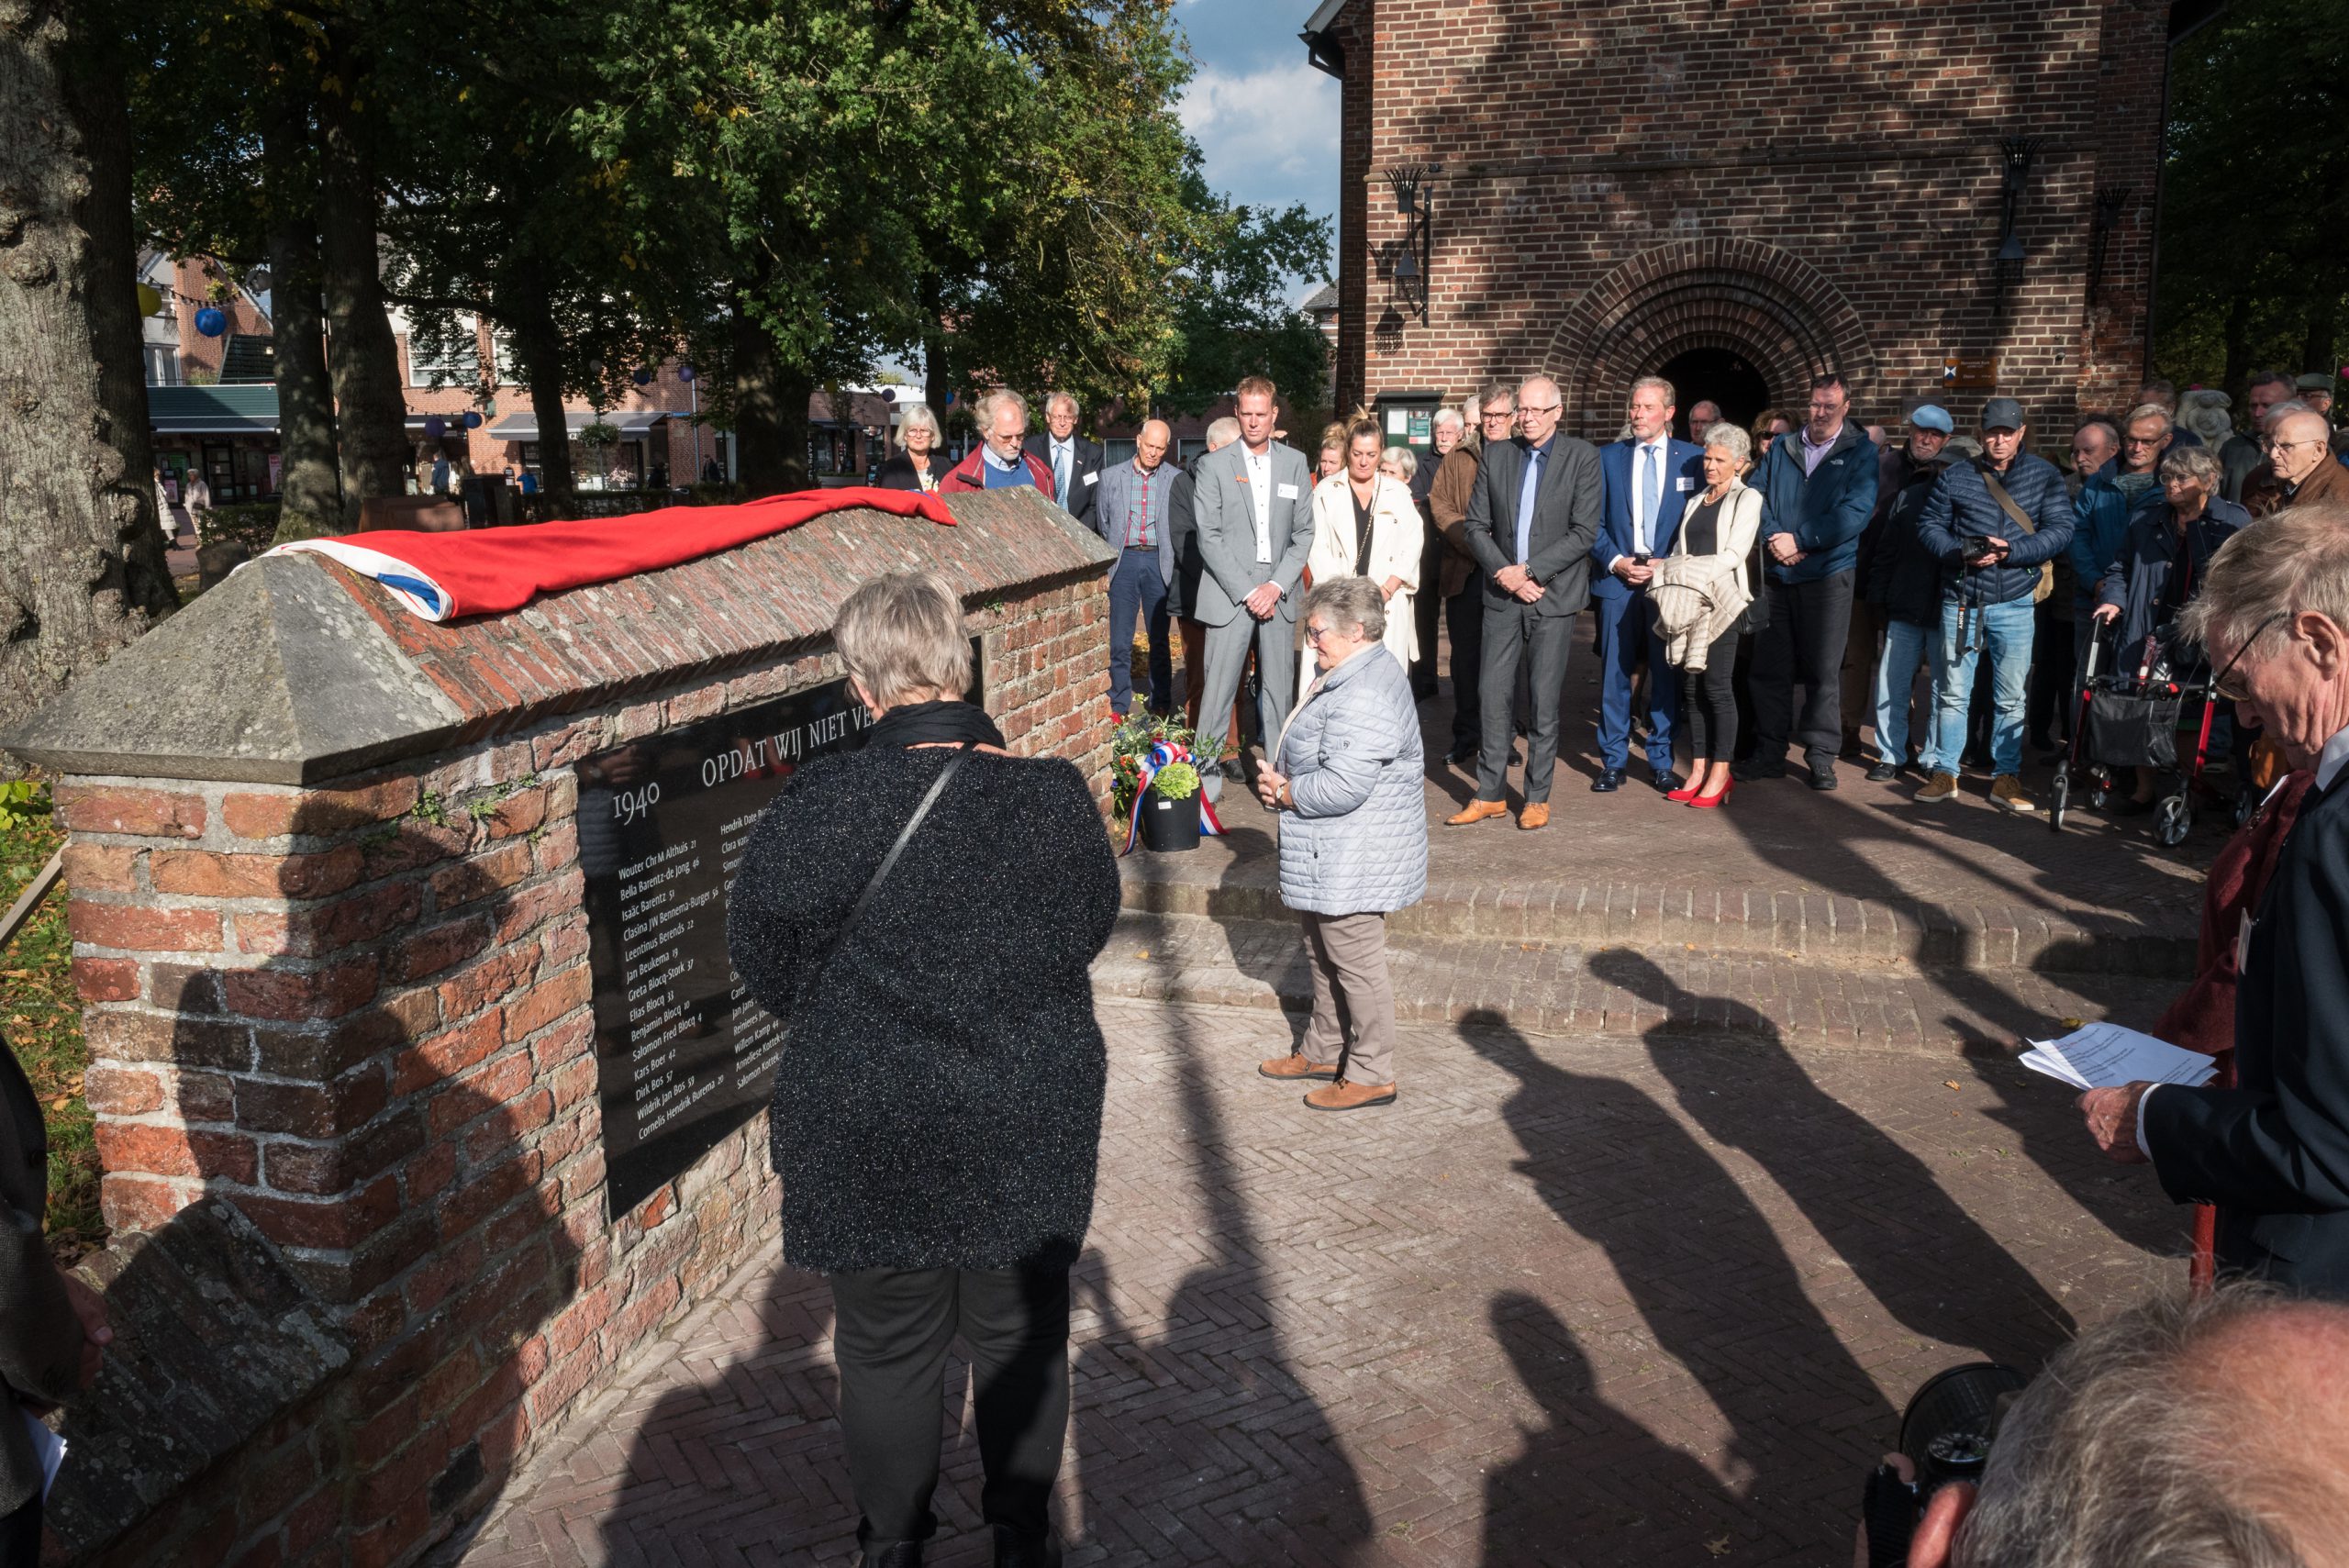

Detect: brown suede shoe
[1518, 801, 1551, 830]
[1304, 1077, 1397, 1111]
[1446, 797, 1509, 827]
[1259, 1051, 1340, 1081]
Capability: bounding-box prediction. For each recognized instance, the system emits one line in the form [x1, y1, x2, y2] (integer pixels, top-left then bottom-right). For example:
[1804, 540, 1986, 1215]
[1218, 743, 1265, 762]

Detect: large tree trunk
[316, 43, 410, 524]
[262, 47, 343, 542]
[505, 268, 575, 507]
[730, 306, 810, 497]
[0, 0, 178, 748]
[2300, 289, 2340, 392]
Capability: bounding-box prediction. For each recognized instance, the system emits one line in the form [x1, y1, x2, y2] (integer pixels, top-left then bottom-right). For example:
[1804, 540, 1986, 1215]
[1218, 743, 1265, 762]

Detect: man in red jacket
[940, 391, 1056, 495]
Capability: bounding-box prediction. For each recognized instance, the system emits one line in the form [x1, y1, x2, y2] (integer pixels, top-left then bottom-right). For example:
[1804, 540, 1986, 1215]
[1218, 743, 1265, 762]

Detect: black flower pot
[1139, 790, 1202, 851]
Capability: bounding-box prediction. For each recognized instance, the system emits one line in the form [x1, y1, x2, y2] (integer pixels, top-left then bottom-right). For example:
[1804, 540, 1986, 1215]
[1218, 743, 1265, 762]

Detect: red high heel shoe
[1688, 776, 1734, 809]
[1664, 775, 1702, 803]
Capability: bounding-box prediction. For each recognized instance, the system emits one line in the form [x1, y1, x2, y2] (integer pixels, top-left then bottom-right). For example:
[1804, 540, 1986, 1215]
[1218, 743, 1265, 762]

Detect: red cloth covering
[266, 486, 955, 622]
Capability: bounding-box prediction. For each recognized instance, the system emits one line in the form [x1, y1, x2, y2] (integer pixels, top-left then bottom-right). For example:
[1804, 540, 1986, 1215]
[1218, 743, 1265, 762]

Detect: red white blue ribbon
[1122, 739, 1225, 855]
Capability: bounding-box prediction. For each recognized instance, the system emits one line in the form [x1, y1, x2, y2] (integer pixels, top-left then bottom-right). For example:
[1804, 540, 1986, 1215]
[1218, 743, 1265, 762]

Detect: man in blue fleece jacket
[1736, 373, 1880, 791]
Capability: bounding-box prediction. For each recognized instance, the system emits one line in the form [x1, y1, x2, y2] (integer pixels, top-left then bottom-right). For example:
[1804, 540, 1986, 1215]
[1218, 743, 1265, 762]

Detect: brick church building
[1301, 0, 2185, 445]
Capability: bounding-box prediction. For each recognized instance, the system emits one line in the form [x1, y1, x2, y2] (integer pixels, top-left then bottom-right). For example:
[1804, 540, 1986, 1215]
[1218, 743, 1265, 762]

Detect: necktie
[1055, 444, 1072, 506]
[1515, 445, 1544, 564]
[1639, 444, 1659, 558]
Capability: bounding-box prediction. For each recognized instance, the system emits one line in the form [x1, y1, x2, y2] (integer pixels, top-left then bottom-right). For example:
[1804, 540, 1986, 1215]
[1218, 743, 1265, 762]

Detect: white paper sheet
[2020, 1022, 2219, 1092]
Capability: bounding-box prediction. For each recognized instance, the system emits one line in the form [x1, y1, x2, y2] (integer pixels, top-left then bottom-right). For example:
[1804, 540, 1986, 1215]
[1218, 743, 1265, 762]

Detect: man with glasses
[2266, 409, 2349, 511]
[1737, 372, 1880, 791]
[1444, 375, 1602, 830]
[2070, 407, 2165, 682]
[2221, 372, 2297, 502]
[1429, 389, 1513, 764]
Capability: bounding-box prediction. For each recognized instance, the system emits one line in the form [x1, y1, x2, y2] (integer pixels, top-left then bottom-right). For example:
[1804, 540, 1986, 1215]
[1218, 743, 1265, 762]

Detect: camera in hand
[1963, 535, 1999, 562]
[1861, 1362, 2028, 1567]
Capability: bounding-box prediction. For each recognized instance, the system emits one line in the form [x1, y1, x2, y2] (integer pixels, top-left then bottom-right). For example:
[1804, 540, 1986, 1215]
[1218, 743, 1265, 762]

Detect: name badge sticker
[1083, 471, 1098, 485]
[1276, 483, 1299, 500]
[1676, 476, 1695, 492]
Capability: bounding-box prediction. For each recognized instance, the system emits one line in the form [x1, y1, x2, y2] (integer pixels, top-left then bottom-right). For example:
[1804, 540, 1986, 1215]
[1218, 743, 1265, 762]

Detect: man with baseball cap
[1910, 397, 2074, 813]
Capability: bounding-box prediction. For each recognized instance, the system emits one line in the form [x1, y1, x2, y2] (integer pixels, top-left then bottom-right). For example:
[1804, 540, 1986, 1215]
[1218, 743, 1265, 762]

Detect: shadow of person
[1461, 1009, 1895, 1554]
[1482, 1292, 1753, 1565]
[1586, 949, 2077, 1362]
[1061, 1004, 1373, 1562]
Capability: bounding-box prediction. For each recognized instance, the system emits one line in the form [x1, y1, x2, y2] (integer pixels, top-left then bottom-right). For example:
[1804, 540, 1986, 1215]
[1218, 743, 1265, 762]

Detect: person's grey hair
[1303, 574, 1386, 646]
[898, 402, 943, 446]
[1481, 384, 1517, 414]
[2157, 443, 2221, 487]
[1954, 1284, 2346, 1567]
[1703, 422, 1752, 464]
[1432, 406, 1466, 434]
[2124, 402, 2175, 435]
[1203, 416, 1241, 449]
[1382, 445, 1419, 479]
[2264, 398, 2310, 430]
[834, 571, 973, 706]
[1630, 374, 1676, 408]
[1044, 391, 1079, 419]
[978, 388, 1029, 431]
[2178, 504, 2349, 662]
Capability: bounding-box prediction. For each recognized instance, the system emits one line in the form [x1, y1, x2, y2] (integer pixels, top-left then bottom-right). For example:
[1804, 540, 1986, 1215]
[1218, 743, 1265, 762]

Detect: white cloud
[1178, 61, 1339, 213]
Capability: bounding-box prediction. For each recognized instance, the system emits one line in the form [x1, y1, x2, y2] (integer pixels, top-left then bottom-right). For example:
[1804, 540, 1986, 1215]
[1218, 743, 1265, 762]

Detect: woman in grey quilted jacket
[1252, 575, 1430, 1110]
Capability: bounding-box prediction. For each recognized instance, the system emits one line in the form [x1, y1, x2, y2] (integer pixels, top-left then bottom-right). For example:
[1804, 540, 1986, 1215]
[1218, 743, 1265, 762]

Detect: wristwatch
[1276, 781, 1295, 810]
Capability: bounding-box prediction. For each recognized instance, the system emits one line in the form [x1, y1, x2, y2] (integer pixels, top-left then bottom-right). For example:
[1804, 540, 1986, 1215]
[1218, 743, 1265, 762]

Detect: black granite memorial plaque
[574, 651, 979, 1218]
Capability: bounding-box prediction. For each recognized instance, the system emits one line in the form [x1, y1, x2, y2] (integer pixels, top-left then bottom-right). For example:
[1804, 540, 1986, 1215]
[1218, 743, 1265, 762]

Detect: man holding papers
[2080, 506, 2349, 1296]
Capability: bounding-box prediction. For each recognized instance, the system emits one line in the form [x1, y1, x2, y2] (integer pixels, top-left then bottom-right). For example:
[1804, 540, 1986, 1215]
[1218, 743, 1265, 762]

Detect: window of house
[406, 315, 482, 387]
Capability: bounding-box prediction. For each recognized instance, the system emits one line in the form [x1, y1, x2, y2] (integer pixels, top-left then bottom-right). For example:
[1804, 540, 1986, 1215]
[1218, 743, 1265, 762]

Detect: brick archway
[1544, 239, 1877, 440]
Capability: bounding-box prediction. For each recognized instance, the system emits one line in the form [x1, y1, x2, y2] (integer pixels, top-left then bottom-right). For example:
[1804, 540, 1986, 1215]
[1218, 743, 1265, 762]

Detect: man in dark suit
[1591, 376, 1707, 793]
[2081, 505, 2349, 1296]
[1023, 392, 1106, 529]
[1444, 374, 1603, 831]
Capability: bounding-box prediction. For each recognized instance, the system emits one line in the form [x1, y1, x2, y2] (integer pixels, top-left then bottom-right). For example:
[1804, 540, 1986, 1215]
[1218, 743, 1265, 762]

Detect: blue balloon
[461, 411, 483, 429]
[194, 306, 228, 338]
[422, 416, 446, 439]
[632, 367, 654, 386]
[677, 363, 696, 384]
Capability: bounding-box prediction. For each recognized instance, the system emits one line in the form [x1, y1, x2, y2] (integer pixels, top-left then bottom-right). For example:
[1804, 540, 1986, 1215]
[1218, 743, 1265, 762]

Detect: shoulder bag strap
[1973, 460, 2038, 534]
[807, 742, 975, 984]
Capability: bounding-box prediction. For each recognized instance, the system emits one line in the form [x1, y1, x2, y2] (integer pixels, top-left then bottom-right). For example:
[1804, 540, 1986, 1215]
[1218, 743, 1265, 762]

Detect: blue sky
[1173, 0, 1340, 295]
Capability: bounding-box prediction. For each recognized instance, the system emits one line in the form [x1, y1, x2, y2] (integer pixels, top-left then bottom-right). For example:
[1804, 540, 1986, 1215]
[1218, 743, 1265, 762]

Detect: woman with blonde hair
[877, 402, 949, 493]
[1300, 415, 1420, 695]
[1651, 422, 1765, 808]
[1317, 421, 1348, 482]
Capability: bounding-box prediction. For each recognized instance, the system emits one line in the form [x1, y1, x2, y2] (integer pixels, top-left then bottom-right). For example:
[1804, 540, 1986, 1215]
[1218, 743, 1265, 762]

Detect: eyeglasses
[2211, 611, 2288, 704]
[2266, 438, 2323, 454]
[1480, 411, 1514, 422]
[1303, 623, 1335, 644]
[1519, 404, 1561, 417]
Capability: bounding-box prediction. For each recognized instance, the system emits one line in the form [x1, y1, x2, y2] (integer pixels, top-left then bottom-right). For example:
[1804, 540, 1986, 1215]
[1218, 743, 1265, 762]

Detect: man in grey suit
[1188, 375, 1315, 802]
[1093, 418, 1179, 717]
[1445, 374, 1603, 830]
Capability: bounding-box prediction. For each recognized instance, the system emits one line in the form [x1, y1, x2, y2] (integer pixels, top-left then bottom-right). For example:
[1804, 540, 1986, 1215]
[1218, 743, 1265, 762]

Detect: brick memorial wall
[4, 489, 1116, 1566]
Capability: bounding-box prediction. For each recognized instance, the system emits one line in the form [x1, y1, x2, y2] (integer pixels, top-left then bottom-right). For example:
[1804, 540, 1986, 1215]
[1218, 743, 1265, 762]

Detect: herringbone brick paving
[443, 992, 2183, 1567]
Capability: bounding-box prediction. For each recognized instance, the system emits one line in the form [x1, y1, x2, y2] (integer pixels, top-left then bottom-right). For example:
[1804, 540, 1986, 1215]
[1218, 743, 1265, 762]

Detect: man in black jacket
[1910, 398, 2075, 812]
[2082, 506, 2349, 1296]
[1443, 375, 1603, 832]
[1022, 393, 1105, 529]
[1848, 405, 1953, 767]
[1859, 415, 1953, 781]
[2, 1028, 110, 1559]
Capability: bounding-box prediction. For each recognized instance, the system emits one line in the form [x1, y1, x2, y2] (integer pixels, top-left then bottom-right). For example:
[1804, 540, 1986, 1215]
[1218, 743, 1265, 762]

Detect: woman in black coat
[728, 572, 1120, 1568]
[874, 402, 951, 494]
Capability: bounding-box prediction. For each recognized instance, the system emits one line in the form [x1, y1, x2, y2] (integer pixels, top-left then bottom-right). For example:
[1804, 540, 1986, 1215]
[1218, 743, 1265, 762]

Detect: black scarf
[867, 699, 1005, 751]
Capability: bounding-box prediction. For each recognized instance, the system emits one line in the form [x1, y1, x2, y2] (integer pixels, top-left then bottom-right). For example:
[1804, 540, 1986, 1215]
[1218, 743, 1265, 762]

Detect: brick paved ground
[443, 995, 2185, 1568]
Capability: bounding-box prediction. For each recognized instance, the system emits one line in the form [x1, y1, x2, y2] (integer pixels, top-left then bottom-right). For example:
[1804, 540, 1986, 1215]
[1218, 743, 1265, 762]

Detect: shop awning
[483, 410, 672, 443]
[150, 384, 279, 436]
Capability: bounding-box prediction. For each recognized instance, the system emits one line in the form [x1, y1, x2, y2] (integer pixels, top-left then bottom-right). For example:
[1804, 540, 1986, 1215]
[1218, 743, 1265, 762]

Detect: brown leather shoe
[1445, 798, 1509, 827]
[1518, 801, 1551, 830]
[1304, 1077, 1397, 1111]
[1259, 1051, 1340, 1081]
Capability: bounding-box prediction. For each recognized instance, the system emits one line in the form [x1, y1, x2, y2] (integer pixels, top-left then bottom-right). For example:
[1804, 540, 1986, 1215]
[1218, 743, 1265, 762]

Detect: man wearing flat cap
[1910, 398, 2074, 812]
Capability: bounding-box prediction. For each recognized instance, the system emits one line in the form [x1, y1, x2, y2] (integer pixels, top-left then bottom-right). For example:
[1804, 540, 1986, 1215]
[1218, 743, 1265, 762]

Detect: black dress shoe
[1591, 767, 1625, 793]
[1806, 755, 1838, 791]
[1865, 762, 1899, 783]
[1731, 757, 1787, 782]
[1445, 741, 1478, 766]
[1650, 768, 1683, 794]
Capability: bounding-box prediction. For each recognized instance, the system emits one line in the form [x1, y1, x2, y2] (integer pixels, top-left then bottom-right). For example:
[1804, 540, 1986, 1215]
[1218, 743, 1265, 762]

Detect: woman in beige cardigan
[1300, 415, 1421, 693]
[1650, 422, 1763, 808]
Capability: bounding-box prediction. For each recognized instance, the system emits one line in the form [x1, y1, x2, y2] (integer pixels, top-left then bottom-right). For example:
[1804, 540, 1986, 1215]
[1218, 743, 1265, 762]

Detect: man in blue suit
[1589, 376, 1707, 792]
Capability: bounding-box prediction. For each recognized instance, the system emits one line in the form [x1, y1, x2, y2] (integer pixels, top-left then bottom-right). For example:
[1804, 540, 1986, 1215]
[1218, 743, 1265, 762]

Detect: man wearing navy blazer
[1591, 377, 1707, 792]
[1024, 392, 1106, 528]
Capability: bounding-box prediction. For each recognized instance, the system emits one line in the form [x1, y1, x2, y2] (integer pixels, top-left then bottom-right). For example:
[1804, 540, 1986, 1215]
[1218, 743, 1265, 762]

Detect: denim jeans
[1922, 595, 2034, 777]
[1107, 546, 1172, 715]
[1873, 617, 1941, 766]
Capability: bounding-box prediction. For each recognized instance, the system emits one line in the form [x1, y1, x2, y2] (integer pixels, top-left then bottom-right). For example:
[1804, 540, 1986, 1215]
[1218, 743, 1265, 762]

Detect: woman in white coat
[1301, 416, 1419, 695]
[1649, 422, 1764, 809]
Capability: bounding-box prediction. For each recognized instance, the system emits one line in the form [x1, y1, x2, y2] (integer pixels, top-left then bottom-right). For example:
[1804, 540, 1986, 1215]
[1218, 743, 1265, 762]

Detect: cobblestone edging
[1119, 869, 2199, 980]
[1092, 912, 2170, 1058]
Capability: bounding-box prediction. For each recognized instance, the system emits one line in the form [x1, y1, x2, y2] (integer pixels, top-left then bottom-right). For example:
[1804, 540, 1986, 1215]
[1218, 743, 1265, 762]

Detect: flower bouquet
[1109, 711, 1227, 854]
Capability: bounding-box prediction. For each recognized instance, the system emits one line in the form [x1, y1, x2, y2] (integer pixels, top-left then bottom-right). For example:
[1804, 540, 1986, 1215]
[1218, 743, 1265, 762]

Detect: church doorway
[1658, 348, 1770, 441]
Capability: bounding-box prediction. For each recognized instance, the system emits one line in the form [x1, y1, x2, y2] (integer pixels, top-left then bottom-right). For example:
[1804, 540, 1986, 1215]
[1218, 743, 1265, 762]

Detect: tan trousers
[1300, 910, 1396, 1086]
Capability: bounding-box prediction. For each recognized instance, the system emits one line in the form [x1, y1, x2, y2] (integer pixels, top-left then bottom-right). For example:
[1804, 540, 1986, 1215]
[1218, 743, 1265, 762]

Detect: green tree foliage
[2154, 0, 2348, 404]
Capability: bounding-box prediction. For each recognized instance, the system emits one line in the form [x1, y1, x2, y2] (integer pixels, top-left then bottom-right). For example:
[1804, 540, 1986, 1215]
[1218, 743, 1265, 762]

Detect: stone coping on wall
[4, 489, 1115, 785]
